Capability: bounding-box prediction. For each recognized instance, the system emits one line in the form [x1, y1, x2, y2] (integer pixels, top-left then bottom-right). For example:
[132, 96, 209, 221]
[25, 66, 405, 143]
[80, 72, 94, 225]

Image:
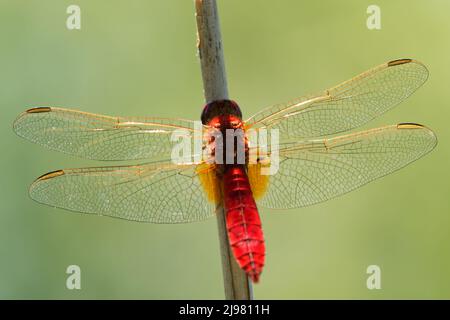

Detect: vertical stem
[195, 0, 229, 102]
[194, 0, 253, 300]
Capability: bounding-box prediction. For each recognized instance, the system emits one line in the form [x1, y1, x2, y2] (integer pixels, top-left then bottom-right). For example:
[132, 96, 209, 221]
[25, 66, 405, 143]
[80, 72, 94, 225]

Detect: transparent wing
[258, 124, 437, 209]
[13, 107, 203, 161]
[29, 161, 217, 223]
[246, 59, 428, 139]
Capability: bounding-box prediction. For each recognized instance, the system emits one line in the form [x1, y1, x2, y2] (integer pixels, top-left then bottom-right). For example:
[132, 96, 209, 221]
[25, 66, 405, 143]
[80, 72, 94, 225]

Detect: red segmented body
[223, 165, 265, 282]
[201, 100, 266, 282]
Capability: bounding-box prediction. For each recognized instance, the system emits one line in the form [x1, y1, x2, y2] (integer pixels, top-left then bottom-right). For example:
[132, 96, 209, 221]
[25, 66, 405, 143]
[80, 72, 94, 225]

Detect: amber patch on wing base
[247, 162, 270, 200]
[196, 163, 222, 204]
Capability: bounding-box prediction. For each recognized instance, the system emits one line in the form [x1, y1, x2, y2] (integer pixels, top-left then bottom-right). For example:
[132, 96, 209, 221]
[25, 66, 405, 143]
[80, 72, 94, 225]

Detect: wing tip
[29, 170, 65, 201]
[397, 122, 438, 150]
[13, 107, 53, 134]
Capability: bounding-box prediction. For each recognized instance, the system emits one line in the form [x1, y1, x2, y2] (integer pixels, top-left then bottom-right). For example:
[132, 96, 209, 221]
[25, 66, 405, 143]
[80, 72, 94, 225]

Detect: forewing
[246, 59, 428, 138]
[13, 107, 202, 161]
[258, 124, 437, 209]
[29, 161, 217, 223]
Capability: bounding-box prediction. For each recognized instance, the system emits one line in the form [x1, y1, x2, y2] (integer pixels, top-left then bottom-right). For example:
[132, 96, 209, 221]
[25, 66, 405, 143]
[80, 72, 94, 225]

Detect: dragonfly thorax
[204, 113, 247, 167]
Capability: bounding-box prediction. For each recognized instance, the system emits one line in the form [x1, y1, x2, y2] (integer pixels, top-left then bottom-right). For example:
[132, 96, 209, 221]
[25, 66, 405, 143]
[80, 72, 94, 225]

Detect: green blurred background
[1, 0, 449, 299]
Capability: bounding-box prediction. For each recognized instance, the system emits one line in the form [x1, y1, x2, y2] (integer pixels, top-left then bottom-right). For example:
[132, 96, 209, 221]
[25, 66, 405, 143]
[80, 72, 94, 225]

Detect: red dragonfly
[14, 59, 437, 282]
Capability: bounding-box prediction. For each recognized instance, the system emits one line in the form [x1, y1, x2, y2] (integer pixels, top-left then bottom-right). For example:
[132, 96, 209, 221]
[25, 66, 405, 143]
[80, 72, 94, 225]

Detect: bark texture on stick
[194, 0, 253, 300]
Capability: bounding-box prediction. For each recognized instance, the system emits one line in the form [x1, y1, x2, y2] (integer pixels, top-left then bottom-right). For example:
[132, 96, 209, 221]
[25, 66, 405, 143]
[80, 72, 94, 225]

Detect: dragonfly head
[201, 100, 242, 125]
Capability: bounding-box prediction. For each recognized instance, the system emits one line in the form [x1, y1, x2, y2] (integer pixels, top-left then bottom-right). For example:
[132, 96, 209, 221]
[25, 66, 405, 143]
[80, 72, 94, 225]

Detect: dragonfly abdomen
[223, 165, 265, 282]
